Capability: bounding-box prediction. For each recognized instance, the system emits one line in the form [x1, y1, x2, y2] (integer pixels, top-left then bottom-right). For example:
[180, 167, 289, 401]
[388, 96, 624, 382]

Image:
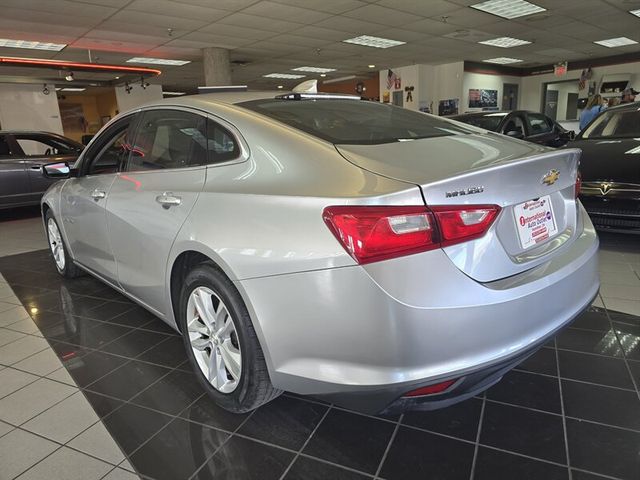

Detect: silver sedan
[41, 91, 599, 414]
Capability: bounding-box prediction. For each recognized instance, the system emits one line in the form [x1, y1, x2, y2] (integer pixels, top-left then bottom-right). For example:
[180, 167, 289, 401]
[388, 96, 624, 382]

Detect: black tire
[44, 210, 83, 279]
[179, 263, 281, 413]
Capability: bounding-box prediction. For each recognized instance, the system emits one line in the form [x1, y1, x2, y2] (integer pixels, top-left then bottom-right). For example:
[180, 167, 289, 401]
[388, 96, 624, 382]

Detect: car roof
[452, 110, 533, 118]
[0, 130, 64, 135]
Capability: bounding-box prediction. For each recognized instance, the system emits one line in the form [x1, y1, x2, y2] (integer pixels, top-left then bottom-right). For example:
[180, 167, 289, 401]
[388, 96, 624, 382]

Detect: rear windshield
[581, 107, 640, 139]
[454, 114, 506, 131]
[238, 99, 474, 145]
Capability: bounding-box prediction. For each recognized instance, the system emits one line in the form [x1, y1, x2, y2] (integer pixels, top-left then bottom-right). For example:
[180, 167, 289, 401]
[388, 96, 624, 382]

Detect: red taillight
[575, 171, 582, 199]
[322, 206, 439, 265]
[431, 205, 501, 247]
[403, 379, 458, 397]
[323, 204, 500, 265]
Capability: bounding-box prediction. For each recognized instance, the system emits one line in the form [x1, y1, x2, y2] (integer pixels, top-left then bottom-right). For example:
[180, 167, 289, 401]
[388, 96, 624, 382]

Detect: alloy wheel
[187, 286, 241, 393]
[47, 218, 66, 271]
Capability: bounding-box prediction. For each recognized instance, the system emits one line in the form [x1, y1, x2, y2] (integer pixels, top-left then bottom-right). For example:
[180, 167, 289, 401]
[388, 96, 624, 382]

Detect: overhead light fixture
[630, 9, 640, 18]
[320, 73, 327, 77]
[277, 85, 284, 89]
[471, 0, 545, 19]
[163, 91, 186, 96]
[0, 37, 66, 51]
[479, 36, 531, 48]
[594, 37, 638, 48]
[342, 35, 406, 49]
[263, 73, 306, 79]
[65, 72, 74, 81]
[127, 57, 190, 66]
[368, 64, 376, 68]
[483, 57, 523, 64]
[60, 87, 86, 92]
[292, 66, 336, 73]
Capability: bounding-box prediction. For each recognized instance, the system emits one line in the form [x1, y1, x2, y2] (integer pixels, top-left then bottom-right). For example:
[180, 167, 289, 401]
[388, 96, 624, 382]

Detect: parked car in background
[451, 110, 575, 147]
[567, 102, 640, 233]
[0, 131, 83, 209]
[41, 93, 598, 415]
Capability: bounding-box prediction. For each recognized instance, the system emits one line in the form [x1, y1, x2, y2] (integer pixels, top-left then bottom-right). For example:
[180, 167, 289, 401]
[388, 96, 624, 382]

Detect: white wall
[462, 72, 521, 113]
[115, 84, 163, 113]
[378, 64, 420, 110]
[520, 61, 640, 111]
[0, 83, 63, 133]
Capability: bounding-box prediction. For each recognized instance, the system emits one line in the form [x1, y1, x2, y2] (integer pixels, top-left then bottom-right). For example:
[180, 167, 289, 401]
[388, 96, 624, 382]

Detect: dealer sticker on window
[514, 195, 558, 250]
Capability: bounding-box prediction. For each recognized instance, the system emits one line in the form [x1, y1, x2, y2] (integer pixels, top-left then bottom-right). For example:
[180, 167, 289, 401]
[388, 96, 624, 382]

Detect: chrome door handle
[30, 165, 42, 170]
[91, 189, 106, 200]
[156, 192, 182, 209]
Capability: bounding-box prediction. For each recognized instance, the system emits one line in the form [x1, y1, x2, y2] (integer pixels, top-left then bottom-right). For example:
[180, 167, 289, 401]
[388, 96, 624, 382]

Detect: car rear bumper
[238, 212, 599, 414]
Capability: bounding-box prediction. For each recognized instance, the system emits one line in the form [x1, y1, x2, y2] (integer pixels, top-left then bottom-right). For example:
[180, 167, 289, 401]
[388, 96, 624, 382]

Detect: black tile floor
[0, 249, 639, 480]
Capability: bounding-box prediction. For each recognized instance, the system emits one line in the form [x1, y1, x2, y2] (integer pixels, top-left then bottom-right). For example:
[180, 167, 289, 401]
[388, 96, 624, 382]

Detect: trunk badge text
[445, 186, 484, 198]
[541, 169, 560, 186]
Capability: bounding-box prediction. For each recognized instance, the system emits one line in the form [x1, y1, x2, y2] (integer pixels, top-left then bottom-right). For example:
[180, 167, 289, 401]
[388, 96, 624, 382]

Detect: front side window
[83, 116, 137, 176]
[582, 108, 640, 139]
[14, 135, 80, 156]
[126, 110, 207, 171]
[239, 99, 474, 145]
[501, 115, 526, 135]
[526, 113, 552, 135]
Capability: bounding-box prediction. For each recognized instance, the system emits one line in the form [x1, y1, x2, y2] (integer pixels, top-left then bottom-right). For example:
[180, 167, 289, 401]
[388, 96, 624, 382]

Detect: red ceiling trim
[0, 56, 161, 76]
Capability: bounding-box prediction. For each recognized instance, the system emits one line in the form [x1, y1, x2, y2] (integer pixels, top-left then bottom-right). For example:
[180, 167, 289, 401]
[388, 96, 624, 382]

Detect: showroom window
[526, 113, 552, 135]
[126, 109, 208, 171]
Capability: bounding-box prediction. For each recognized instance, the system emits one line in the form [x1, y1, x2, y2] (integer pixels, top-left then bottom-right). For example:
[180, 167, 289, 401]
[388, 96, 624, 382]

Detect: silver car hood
[335, 133, 547, 186]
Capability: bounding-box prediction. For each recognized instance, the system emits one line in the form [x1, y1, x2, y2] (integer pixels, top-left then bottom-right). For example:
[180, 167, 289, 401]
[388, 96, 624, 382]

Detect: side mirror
[560, 130, 576, 141]
[506, 130, 524, 139]
[42, 162, 71, 179]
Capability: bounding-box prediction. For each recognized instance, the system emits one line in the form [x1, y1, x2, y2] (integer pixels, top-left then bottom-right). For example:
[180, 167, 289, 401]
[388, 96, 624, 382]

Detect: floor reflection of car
[41, 92, 598, 415]
[451, 110, 575, 147]
[567, 102, 640, 233]
[0, 131, 83, 209]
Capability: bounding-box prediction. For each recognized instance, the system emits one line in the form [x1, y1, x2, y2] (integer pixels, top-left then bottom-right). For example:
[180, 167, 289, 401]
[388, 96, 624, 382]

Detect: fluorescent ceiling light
[163, 91, 186, 96]
[479, 36, 531, 48]
[292, 66, 336, 73]
[342, 35, 406, 49]
[471, 0, 545, 19]
[594, 37, 638, 48]
[127, 57, 190, 66]
[630, 9, 640, 18]
[60, 87, 86, 92]
[263, 73, 306, 79]
[483, 57, 523, 64]
[0, 38, 66, 51]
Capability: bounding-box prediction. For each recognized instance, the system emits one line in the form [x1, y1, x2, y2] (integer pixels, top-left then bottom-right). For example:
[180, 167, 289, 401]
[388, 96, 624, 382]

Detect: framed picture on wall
[439, 99, 459, 116]
[468, 89, 498, 108]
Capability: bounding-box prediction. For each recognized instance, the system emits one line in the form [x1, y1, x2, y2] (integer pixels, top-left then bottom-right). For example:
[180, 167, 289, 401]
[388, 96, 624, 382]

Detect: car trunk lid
[336, 133, 582, 282]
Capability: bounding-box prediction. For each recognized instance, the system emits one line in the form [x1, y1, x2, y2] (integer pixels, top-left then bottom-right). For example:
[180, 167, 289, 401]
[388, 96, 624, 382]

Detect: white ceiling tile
[312, 16, 386, 34]
[125, 0, 231, 22]
[241, 1, 334, 23]
[0, 0, 117, 17]
[270, 0, 367, 14]
[377, 0, 460, 17]
[197, 23, 278, 40]
[216, 13, 304, 33]
[108, 10, 209, 30]
[288, 25, 350, 41]
[341, 4, 423, 26]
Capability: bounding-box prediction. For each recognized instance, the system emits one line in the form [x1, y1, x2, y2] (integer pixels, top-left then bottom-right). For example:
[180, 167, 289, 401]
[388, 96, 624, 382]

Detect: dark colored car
[451, 110, 575, 147]
[567, 102, 640, 233]
[0, 131, 83, 209]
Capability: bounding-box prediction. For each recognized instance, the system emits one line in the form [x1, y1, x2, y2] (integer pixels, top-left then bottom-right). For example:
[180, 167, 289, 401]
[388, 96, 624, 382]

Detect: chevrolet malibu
[41, 92, 599, 414]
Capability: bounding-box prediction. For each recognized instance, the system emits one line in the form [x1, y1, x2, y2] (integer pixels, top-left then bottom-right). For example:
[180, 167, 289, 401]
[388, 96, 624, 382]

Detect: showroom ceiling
[0, 0, 639, 90]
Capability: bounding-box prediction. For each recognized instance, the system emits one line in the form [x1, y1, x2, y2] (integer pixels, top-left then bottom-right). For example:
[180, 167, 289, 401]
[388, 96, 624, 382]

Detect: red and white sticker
[513, 195, 558, 250]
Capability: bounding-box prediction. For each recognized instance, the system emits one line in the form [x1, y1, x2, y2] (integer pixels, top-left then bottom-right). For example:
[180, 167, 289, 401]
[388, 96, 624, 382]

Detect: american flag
[386, 69, 398, 90]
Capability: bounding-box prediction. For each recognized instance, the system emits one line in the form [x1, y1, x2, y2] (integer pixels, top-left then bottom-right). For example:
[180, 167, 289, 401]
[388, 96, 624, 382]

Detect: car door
[12, 133, 81, 202]
[60, 115, 138, 284]
[0, 134, 31, 208]
[106, 108, 209, 313]
[13, 132, 80, 202]
[524, 112, 558, 146]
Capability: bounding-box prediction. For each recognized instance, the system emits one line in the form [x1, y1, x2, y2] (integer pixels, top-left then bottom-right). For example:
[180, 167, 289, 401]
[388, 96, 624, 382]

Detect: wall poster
[468, 89, 498, 108]
[438, 99, 459, 116]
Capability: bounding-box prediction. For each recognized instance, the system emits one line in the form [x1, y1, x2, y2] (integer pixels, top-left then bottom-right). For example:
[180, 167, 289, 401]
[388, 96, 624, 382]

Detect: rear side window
[127, 109, 207, 171]
[238, 99, 474, 145]
[14, 135, 79, 156]
[456, 114, 506, 131]
[207, 121, 240, 164]
[582, 108, 640, 139]
[527, 113, 552, 135]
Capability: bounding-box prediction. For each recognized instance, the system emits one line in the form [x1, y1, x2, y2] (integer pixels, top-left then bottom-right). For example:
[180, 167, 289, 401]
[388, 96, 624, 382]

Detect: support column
[203, 47, 232, 86]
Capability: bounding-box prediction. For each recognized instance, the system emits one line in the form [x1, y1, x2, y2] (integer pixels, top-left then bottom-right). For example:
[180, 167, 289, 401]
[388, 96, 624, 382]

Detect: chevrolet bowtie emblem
[541, 169, 560, 186]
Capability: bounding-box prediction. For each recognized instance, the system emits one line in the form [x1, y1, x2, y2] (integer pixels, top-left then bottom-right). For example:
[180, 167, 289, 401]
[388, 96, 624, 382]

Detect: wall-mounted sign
[554, 61, 568, 77]
[468, 89, 497, 108]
